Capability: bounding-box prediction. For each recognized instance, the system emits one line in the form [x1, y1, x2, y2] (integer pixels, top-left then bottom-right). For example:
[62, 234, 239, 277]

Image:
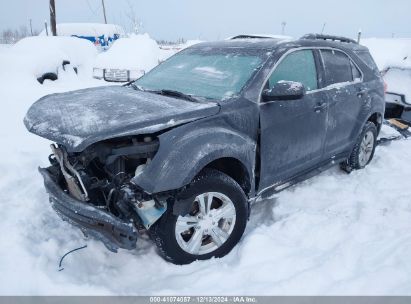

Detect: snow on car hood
[24, 86, 219, 152]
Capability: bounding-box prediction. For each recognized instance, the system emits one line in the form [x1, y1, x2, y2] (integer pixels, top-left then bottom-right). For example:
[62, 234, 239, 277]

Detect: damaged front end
[40, 135, 168, 252]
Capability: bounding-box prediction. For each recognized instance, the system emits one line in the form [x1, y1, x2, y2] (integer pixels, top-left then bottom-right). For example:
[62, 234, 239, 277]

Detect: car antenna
[357, 29, 362, 44]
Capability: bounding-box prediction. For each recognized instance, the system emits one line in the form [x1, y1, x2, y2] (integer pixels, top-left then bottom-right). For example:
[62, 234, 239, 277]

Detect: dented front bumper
[39, 167, 138, 252]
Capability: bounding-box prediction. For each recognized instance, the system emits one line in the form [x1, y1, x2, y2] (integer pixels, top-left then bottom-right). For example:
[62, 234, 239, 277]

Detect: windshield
[134, 48, 265, 100]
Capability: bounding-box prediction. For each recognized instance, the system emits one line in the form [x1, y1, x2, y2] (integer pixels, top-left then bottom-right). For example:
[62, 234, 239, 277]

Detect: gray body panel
[132, 97, 259, 196]
[24, 86, 220, 152]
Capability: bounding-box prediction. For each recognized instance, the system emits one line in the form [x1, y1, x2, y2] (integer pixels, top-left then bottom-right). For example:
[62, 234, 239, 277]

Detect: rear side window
[355, 51, 379, 73]
[321, 49, 353, 86]
[269, 50, 318, 91]
[355, 51, 380, 76]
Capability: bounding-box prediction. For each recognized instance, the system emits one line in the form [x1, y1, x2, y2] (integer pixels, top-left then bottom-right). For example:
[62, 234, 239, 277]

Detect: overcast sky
[1, 0, 410, 41]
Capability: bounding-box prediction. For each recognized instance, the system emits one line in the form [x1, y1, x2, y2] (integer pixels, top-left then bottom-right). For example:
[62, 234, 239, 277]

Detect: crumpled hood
[24, 86, 219, 152]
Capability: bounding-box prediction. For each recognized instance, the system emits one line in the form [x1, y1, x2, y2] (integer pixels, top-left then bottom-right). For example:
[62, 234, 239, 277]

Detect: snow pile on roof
[94, 33, 161, 71]
[362, 38, 411, 69]
[40, 23, 125, 38]
[0, 36, 97, 81]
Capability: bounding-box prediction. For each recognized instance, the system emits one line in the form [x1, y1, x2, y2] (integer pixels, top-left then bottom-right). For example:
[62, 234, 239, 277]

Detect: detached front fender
[132, 125, 256, 195]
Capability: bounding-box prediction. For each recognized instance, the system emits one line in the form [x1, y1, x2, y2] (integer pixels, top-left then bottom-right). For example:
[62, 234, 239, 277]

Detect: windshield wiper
[151, 89, 199, 102]
[127, 83, 142, 91]
[127, 85, 199, 102]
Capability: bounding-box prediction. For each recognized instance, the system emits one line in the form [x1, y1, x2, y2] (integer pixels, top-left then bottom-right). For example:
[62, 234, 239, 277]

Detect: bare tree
[1, 25, 34, 44]
[1, 29, 14, 43]
[19, 25, 29, 38]
[123, 0, 143, 34]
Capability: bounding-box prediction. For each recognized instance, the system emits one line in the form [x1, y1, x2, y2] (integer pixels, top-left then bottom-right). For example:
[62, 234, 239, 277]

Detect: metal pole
[101, 0, 108, 24]
[29, 19, 33, 35]
[357, 29, 362, 44]
[44, 20, 49, 36]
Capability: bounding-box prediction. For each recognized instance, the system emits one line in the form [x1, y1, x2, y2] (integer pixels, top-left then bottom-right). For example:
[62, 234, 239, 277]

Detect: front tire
[341, 121, 377, 172]
[150, 169, 248, 265]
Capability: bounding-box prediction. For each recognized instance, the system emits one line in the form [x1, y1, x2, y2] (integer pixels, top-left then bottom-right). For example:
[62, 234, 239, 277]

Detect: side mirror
[262, 81, 306, 102]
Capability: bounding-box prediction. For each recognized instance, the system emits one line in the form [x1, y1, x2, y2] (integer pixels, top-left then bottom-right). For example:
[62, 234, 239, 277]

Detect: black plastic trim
[39, 167, 138, 252]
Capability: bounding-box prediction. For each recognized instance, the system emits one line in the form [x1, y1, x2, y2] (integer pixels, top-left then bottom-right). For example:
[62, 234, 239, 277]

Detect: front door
[259, 49, 328, 191]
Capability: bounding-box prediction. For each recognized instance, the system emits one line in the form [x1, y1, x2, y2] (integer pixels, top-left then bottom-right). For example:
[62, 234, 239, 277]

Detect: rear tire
[341, 121, 377, 173]
[149, 169, 248, 265]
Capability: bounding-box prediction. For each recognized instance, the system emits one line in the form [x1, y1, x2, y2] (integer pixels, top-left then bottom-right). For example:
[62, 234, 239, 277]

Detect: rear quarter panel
[351, 50, 385, 134]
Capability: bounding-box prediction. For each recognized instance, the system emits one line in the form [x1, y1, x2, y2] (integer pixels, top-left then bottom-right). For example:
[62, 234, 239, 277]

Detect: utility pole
[49, 0, 57, 36]
[101, 0, 108, 24]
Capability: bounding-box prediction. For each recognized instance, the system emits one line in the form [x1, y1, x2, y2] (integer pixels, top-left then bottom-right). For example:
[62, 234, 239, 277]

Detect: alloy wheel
[358, 130, 374, 167]
[175, 192, 236, 255]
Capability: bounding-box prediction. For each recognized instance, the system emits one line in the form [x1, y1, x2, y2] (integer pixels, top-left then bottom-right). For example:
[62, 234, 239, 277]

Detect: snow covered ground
[0, 44, 11, 52]
[1, 37, 411, 296]
[362, 38, 411, 70]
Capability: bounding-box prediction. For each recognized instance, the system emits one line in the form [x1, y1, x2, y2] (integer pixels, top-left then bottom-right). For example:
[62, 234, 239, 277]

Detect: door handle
[314, 102, 327, 113]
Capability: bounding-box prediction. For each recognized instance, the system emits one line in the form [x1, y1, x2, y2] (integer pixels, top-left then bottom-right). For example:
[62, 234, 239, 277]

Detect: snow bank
[362, 38, 411, 101]
[0, 36, 97, 81]
[94, 34, 161, 71]
[158, 40, 203, 61]
[362, 38, 411, 70]
[40, 23, 125, 38]
[383, 68, 411, 102]
[0, 44, 11, 53]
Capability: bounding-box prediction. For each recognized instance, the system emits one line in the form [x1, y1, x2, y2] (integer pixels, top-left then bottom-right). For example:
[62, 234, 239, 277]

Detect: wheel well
[204, 157, 251, 195]
[367, 112, 383, 133]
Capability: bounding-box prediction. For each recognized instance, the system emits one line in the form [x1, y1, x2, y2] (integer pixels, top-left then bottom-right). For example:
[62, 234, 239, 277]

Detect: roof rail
[230, 35, 275, 40]
[301, 33, 358, 44]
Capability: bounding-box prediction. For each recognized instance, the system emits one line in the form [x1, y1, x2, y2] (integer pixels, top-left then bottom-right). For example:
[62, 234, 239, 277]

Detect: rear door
[259, 49, 328, 191]
[320, 49, 365, 157]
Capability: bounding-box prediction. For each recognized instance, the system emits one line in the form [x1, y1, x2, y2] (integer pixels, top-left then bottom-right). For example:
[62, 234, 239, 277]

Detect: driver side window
[268, 50, 318, 91]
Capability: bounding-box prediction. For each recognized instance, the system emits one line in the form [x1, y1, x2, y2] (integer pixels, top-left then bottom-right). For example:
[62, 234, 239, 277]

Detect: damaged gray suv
[25, 34, 384, 264]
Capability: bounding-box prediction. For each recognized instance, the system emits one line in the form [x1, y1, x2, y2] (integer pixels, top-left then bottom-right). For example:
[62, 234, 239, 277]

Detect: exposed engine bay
[47, 135, 168, 231]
